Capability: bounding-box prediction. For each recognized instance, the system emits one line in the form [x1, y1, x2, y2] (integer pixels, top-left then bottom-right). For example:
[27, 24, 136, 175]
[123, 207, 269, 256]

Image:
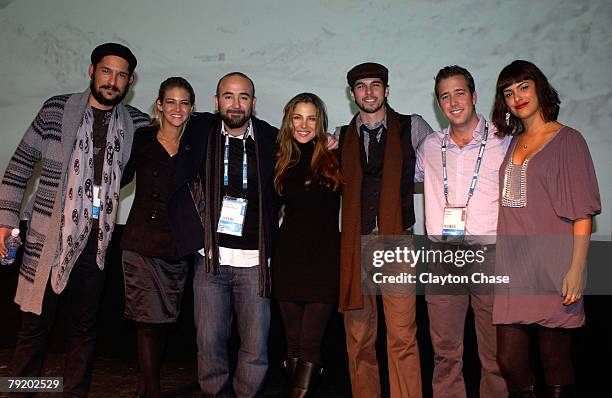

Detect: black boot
[508, 385, 537, 398]
[545, 385, 574, 398]
[290, 360, 322, 398]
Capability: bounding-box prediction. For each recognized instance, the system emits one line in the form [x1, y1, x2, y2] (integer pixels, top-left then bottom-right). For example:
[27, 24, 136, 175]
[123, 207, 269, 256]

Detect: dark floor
[0, 340, 610, 398]
[0, 347, 196, 398]
[0, 347, 347, 397]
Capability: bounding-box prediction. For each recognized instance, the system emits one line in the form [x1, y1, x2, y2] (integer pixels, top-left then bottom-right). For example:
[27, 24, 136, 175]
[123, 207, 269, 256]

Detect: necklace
[519, 121, 560, 150]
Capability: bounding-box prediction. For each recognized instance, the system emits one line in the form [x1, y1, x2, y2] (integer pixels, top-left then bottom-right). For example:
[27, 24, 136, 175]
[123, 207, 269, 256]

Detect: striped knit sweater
[0, 89, 149, 314]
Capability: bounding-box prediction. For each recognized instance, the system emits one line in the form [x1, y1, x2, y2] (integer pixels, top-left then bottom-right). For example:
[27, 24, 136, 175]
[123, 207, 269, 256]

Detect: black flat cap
[91, 42, 137, 74]
[347, 62, 388, 87]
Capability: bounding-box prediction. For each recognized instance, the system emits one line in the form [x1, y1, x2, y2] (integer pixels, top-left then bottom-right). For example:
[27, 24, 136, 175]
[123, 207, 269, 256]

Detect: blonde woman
[121, 77, 201, 398]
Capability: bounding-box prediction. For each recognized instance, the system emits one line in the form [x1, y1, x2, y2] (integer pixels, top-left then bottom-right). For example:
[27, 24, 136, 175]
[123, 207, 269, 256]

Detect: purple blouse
[493, 127, 601, 328]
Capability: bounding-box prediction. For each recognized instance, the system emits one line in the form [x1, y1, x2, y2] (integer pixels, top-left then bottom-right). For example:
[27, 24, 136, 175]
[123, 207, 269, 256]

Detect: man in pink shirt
[415, 66, 510, 398]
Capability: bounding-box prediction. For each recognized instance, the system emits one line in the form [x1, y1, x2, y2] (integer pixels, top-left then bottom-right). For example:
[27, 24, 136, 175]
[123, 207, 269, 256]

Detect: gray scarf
[52, 105, 125, 293]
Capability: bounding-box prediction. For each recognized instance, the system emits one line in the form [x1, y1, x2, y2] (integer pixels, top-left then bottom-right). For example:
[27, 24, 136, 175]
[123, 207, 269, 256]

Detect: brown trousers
[425, 243, 507, 397]
[344, 294, 422, 398]
[426, 294, 507, 397]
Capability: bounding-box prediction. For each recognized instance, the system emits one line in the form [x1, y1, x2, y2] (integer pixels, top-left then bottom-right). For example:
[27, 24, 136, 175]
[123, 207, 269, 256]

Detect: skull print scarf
[52, 105, 125, 293]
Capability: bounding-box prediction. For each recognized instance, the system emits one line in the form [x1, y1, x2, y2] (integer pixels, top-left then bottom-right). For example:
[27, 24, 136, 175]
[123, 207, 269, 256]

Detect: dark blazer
[167, 112, 214, 255]
[121, 112, 213, 257]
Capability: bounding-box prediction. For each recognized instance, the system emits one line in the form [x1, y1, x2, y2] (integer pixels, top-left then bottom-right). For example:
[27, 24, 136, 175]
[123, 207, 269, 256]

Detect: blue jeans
[193, 254, 271, 398]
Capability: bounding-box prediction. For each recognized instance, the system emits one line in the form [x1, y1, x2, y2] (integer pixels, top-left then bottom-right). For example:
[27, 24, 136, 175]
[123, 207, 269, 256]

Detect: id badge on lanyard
[442, 206, 467, 237]
[217, 134, 249, 236]
[92, 186, 101, 219]
[440, 122, 488, 240]
[217, 196, 248, 236]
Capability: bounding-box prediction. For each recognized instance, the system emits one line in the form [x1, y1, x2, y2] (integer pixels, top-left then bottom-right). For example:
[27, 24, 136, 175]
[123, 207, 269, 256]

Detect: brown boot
[290, 360, 322, 398]
[283, 358, 299, 380]
[282, 357, 299, 396]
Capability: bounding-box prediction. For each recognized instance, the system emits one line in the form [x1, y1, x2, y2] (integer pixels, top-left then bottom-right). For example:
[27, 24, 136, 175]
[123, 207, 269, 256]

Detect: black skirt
[122, 250, 189, 323]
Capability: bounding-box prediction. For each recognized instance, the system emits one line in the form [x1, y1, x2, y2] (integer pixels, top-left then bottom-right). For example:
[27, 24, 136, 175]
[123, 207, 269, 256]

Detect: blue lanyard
[442, 121, 489, 206]
[223, 135, 248, 191]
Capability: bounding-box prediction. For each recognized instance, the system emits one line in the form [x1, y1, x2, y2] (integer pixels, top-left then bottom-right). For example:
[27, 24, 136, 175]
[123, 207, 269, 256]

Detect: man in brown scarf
[337, 62, 433, 398]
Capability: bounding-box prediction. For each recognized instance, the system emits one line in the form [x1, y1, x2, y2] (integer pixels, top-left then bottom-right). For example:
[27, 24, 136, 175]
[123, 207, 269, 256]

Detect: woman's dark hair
[492, 60, 560, 136]
[153, 77, 195, 125]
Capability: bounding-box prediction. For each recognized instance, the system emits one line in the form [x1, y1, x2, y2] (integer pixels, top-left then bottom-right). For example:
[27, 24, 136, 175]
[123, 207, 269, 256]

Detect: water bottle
[1, 228, 21, 265]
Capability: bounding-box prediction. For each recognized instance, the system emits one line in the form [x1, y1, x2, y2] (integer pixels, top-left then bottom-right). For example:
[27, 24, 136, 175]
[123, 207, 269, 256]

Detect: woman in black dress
[120, 77, 199, 398]
[272, 92, 342, 397]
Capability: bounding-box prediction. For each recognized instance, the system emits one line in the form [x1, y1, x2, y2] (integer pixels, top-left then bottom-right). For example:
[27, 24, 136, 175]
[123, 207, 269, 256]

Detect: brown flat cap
[91, 42, 137, 74]
[347, 62, 388, 87]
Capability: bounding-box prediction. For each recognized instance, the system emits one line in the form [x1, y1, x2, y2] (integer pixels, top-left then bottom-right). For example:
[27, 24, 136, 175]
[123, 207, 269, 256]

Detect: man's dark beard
[220, 109, 251, 129]
[356, 100, 384, 114]
[90, 79, 128, 107]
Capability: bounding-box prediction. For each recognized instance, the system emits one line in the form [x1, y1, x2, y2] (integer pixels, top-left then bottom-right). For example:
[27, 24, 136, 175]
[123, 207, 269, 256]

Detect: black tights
[497, 324, 574, 391]
[278, 301, 334, 364]
[136, 322, 168, 398]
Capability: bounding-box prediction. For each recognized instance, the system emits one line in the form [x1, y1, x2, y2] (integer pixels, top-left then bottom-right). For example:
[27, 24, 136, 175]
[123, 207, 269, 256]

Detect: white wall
[0, 0, 610, 239]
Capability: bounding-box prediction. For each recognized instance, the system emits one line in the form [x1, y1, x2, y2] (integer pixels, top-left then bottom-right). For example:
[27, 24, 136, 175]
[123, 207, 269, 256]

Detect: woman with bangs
[272, 92, 342, 397]
[491, 60, 600, 397]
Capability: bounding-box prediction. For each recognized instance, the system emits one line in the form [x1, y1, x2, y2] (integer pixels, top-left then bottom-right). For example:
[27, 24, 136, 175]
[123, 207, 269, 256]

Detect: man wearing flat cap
[337, 62, 433, 397]
[0, 42, 149, 396]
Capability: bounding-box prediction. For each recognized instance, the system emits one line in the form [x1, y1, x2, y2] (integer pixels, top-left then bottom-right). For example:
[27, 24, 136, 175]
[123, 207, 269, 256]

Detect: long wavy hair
[492, 60, 560, 136]
[274, 93, 342, 195]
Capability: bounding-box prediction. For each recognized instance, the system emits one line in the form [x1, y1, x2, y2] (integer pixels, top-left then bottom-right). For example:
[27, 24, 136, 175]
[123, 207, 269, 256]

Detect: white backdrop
[0, 0, 610, 239]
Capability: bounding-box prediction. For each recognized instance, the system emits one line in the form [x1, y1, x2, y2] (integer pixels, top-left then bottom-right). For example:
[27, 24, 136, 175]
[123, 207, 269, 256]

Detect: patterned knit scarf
[52, 105, 125, 293]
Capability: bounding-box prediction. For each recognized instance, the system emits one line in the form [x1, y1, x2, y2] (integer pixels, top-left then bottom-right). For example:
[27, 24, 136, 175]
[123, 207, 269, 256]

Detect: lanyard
[223, 135, 248, 192]
[442, 121, 489, 206]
